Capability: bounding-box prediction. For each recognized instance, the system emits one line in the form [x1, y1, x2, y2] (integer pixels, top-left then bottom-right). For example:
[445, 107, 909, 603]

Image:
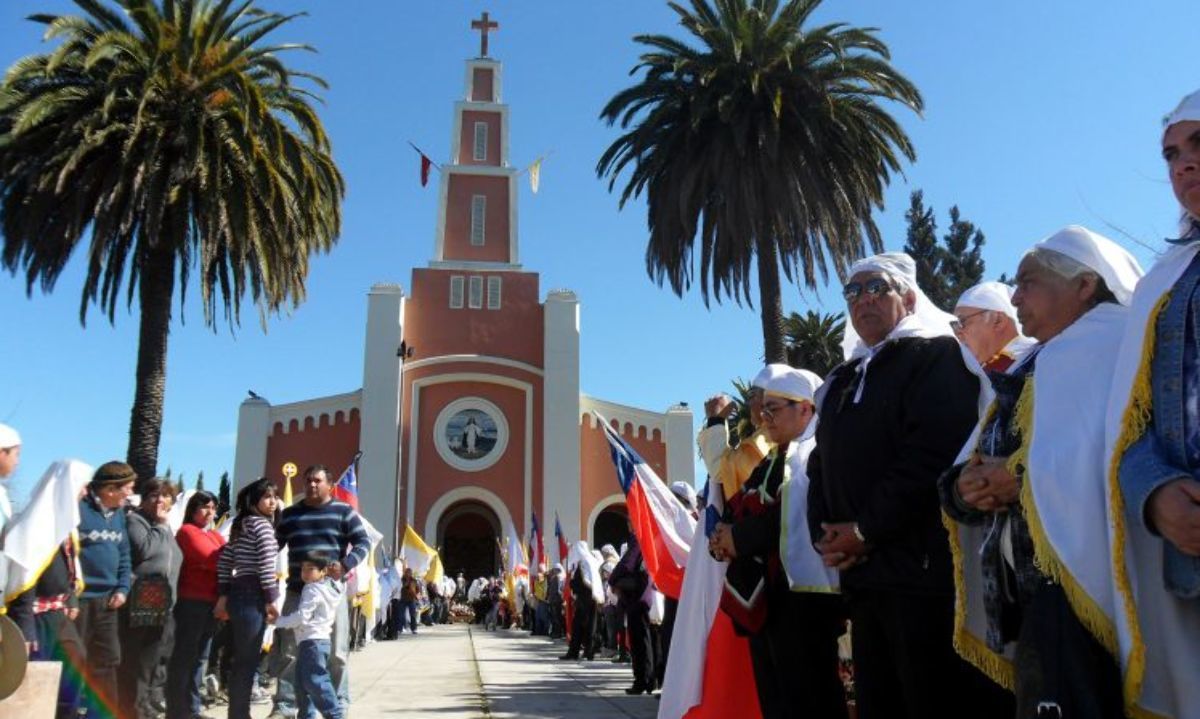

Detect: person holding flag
[269, 462, 370, 719]
[709, 367, 845, 718]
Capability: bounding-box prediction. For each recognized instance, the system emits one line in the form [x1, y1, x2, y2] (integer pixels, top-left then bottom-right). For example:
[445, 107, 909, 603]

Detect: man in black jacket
[807, 252, 1012, 719]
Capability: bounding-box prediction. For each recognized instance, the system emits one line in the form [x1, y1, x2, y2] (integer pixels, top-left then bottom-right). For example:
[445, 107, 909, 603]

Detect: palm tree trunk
[126, 249, 175, 487]
[756, 237, 787, 364]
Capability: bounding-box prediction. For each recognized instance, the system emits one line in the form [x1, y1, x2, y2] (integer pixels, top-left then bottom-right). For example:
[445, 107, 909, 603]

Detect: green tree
[217, 470, 231, 516]
[783, 310, 845, 376]
[195, 470, 205, 492]
[901, 191, 987, 311]
[0, 1, 345, 486]
[597, 0, 922, 362]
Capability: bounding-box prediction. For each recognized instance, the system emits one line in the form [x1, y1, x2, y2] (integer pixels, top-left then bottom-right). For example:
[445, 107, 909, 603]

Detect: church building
[231, 15, 694, 579]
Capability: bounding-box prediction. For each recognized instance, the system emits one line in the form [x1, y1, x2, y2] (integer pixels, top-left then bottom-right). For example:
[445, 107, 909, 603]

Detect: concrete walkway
[251, 624, 658, 719]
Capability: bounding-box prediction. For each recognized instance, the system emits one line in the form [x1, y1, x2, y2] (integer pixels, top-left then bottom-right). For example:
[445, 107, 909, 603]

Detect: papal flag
[2, 460, 93, 602]
[400, 524, 437, 577]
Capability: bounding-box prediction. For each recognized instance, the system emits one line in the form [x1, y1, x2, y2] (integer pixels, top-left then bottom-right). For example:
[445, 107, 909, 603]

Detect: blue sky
[0, 1, 1190, 505]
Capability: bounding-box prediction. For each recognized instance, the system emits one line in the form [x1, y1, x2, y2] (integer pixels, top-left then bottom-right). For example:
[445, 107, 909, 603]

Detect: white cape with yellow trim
[1105, 241, 1200, 719]
[2, 460, 93, 602]
[780, 433, 838, 593]
[947, 304, 1128, 689]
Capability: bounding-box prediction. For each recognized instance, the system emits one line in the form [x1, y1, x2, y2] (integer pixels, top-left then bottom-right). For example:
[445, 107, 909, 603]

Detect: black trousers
[626, 605, 654, 688]
[656, 597, 678, 688]
[75, 595, 122, 713]
[1014, 582, 1123, 718]
[566, 600, 597, 658]
[747, 590, 846, 719]
[849, 588, 1014, 719]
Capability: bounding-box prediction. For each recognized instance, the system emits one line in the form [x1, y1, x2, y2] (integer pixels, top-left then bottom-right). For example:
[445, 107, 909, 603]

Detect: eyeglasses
[842, 278, 894, 304]
[950, 310, 989, 333]
[760, 400, 797, 420]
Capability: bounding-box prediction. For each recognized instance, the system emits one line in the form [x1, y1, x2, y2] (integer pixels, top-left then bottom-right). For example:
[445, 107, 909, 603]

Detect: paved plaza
[249, 624, 658, 719]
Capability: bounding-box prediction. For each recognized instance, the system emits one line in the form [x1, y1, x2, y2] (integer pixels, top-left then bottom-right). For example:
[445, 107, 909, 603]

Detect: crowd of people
[4, 88, 1200, 719]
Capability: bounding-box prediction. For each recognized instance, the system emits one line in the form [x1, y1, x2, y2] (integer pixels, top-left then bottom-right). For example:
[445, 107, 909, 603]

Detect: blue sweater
[277, 499, 370, 593]
[78, 493, 132, 598]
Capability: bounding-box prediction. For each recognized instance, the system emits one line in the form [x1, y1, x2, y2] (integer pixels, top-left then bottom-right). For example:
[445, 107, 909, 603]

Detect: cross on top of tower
[470, 11, 499, 57]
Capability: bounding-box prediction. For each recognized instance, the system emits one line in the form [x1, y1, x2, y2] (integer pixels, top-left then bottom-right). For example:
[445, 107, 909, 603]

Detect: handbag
[127, 575, 172, 628]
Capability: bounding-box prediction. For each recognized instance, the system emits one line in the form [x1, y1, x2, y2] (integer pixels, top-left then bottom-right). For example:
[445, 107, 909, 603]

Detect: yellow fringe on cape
[1105, 293, 1171, 719]
[1008, 377, 1120, 658]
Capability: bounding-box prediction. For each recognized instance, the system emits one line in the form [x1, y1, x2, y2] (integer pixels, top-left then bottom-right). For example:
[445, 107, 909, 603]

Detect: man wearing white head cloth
[941, 225, 1142, 717]
[1104, 89, 1200, 719]
[696, 365, 784, 502]
[954, 281, 1037, 372]
[0, 423, 21, 522]
[709, 367, 845, 718]
[807, 252, 1011, 719]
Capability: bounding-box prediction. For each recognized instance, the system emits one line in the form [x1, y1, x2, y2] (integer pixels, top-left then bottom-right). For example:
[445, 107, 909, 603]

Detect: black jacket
[807, 335, 979, 595]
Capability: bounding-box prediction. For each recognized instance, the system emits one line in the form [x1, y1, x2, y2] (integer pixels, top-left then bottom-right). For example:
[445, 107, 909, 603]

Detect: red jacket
[176, 523, 226, 603]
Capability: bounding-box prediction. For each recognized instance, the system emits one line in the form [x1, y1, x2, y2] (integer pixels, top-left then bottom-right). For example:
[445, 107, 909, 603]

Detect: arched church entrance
[592, 503, 630, 551]
[438, 500, 501, 582]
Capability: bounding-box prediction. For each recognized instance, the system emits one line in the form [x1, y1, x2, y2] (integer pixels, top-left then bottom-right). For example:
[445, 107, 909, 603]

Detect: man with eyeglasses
[709, 367, 845, 718]
[806, 252, 1012, 719]
[952, 281, 1036, 372]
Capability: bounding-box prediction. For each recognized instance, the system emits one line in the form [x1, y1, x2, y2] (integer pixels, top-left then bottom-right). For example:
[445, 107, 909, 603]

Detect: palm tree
[597, 0, 922, 362]
[0, 0, 344, 485]
[783, 309, 844, 376]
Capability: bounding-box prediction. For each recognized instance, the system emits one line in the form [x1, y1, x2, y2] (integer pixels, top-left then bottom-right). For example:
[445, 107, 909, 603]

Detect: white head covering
[955, 281, 1019, 325]
[1030, 225, 1143, 306]
[1163, 90, 1200, 236]
[599, 543, 618, 561]
[750, 363, 790, 390]
[0, 424, 21, 450]
[669, 481, 697, 510]
[840, 251, 957, 361]
[763, 367, 822, 404]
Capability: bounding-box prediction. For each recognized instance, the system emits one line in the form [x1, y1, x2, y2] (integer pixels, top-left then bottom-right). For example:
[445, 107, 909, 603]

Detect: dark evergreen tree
[900, 190, 987, 311]
[195, 471, 206, 493]
[217, 472, 232, 517]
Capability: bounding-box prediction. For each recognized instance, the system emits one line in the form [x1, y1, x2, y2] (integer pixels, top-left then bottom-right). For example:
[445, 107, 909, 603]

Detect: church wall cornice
[268, 390, 363, 435]
[403, 354, 544, 377]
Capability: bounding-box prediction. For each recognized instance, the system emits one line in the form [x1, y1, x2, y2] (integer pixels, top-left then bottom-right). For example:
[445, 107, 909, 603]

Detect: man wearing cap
[697, 366, 780, 502]
[942, 227, 1141, 716]
[953, 281, 1037, 373]
[1106, 90, 1200, 718]
[806, 252, 1009, 719]
[75, 461, 135, 711]
[710, 367, 845, 718]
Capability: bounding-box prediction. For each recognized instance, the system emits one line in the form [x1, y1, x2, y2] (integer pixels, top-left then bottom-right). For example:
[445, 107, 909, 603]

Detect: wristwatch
[852, 523, 867, 544]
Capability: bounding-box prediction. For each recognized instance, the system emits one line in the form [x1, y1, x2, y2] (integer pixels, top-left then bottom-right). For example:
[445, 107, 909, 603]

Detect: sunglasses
[842, 277, 894, 304]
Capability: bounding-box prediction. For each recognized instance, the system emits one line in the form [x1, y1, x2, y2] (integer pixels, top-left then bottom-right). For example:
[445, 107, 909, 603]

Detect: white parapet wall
[358, 283, 405, 551]
[543, 289, 581, 542]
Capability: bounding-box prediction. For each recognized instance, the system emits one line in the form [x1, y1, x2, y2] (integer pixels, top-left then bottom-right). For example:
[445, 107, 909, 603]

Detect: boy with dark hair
[273, 551, 344, 719]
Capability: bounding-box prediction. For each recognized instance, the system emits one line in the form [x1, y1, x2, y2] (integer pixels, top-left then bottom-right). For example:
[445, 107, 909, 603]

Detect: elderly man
[697, 366, 780, 502]
[953, 280, 1037, 372]
[942, 227, 1141, 717]
[806, 252, 1009, 719]
[0, 423, 18, 520]
[711, 367, 844, 718]
[1107, 89, 1200, 718]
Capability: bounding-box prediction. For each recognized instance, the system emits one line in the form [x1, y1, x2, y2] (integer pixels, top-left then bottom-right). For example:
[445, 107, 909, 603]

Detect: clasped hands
[956, 455, 1020, 513]
[816, 522, 869, 571]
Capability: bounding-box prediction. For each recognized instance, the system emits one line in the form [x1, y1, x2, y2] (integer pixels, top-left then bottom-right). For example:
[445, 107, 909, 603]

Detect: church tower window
[470, 195, 486, 246]
[486, 276, 502, 309]
[468, 275, 484, 308]
[449, 275, 465, 308]
[473, 122, 488, 161]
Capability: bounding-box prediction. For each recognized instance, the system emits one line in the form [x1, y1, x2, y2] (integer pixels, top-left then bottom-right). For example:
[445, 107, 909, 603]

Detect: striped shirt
[277, 499, 370, 592]
[216, 514, 279, 602]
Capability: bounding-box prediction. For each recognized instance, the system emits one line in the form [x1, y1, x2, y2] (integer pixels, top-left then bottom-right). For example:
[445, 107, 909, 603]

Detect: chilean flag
[554, 513, 568, 564]
[332, 453, 361, 509]
[659, 479, 761, 719]
[597, 414, 694, 600]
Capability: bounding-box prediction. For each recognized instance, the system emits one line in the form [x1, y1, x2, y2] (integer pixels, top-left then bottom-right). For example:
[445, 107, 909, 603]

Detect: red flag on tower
[419, 154, 432, 187]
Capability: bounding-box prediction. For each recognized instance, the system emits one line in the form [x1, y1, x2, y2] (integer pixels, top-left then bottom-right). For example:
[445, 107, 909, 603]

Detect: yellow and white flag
[2, 460, 93, 602]
[529, 158, 541, 194]
[400, 524, 437, 578]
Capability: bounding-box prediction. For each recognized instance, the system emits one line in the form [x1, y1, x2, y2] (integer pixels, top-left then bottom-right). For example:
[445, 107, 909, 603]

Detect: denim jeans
[227, 592, 267, 719]
[296, 639, 343, 719]
[399, 600, 418, 633]
[271, 588, 349, 717]
[165, 598, 216, 719]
